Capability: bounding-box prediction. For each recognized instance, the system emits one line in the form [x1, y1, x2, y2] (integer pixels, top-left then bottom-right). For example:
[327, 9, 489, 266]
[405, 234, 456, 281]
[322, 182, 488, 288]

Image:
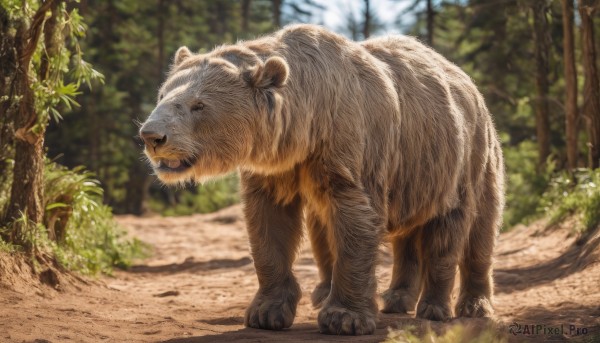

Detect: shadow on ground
[128, 257, 252, 274]
[164, 315, 504, 343]
[495, 227, 600, 294]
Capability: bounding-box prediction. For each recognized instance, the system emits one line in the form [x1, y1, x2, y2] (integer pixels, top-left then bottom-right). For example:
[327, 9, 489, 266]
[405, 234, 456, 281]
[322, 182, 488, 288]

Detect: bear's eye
[159, 94, 164, 101]
[191, 102, 205, 112]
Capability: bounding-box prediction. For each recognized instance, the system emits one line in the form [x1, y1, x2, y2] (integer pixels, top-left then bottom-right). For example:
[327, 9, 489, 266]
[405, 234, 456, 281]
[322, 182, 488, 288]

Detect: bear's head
[139, 46, 289, 184]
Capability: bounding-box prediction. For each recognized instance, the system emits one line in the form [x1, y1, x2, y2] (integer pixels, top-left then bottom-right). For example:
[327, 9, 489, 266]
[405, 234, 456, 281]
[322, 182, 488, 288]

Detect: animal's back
[362, 36, 503, 231]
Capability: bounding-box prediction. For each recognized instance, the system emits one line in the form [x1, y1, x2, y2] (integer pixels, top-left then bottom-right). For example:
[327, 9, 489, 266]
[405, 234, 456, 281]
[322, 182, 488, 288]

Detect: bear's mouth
[156, 158, 195, 173]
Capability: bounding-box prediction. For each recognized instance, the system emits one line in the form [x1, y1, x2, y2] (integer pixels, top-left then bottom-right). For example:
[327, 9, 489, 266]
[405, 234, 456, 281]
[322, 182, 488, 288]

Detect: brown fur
[139, 24, 505, 335]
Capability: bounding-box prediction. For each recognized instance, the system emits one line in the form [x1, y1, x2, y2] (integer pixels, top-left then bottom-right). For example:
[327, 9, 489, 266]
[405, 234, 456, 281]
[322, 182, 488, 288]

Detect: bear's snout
[140, 121, 168, 150]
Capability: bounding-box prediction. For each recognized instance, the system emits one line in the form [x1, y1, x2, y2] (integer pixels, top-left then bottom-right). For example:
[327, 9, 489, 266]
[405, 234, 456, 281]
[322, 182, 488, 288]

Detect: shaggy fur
[139, 24, 505, 336]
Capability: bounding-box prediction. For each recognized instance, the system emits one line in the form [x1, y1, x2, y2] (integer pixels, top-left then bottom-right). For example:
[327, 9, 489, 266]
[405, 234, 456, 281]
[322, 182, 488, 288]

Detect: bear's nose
[140, 130, 167, 149]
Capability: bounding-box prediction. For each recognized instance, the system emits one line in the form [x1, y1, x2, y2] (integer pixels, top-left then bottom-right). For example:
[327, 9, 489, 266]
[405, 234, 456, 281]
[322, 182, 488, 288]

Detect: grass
[384, 323, 507, 343]
[501, 136, 600, 234]
[538, 168, 600, 233]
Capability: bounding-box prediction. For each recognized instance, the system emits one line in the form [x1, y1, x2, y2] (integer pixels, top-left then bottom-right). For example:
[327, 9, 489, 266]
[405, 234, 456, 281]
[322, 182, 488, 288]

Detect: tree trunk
[532, 0, 551, 166]
[123, 160, 151, 215]
[272, 0, 281, 28]
[562, 0, 579, 170]
[426, 0, 434, 46]
[123, 97, 151, 215]
[579, 0, 600, 168]
[363, 0, 370, 39]
[121, 0, 168, 215]
[157, 0, 165, 80]
[2, 0, 59, 245]
[0, 6, 17, 195]
[242, 0, 251, 32]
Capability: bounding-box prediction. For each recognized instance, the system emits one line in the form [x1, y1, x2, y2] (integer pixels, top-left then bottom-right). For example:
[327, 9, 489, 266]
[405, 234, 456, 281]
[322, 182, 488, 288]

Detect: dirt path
[1, 205, 599, 342]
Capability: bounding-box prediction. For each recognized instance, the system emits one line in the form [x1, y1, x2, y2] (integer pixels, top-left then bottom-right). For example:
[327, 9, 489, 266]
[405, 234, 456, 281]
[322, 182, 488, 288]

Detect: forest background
[1, 0, 600, 272]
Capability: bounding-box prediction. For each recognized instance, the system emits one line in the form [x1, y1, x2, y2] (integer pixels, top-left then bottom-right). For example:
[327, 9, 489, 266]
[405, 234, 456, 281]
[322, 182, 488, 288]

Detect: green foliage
[0, 238, 19, 253]
[28, 1, 103, 135]
[0, 212, 47, 252]
[45, 0, 271, 214]
[44, 161, 148, 274]
[149, 175, 240, 216]
[502, 139, 554, 229]
[19, 0, 600, 229]
[539, 168, 600, 233]
[384, 323, 506, 343]
[0, 158, 13, 209]
[0, 161, 148, 274]
[0, 0, 139, 274]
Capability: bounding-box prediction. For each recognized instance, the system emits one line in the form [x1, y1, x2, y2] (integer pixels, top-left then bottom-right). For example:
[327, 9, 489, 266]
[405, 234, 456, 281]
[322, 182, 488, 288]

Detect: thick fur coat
[139, 24, 505, 335]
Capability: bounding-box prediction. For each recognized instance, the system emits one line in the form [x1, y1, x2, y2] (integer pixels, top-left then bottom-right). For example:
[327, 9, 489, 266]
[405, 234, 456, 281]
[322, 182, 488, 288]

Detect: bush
[538, 168, 600, 233]
[502, 140, 554, 229]
[0, 160, 148, 275]
[149, 173, 240, 216]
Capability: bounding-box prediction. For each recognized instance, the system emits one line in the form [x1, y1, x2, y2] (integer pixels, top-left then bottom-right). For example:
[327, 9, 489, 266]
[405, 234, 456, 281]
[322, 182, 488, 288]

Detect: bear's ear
[247, 56, 289, 89]
[174, 46, 192, 66]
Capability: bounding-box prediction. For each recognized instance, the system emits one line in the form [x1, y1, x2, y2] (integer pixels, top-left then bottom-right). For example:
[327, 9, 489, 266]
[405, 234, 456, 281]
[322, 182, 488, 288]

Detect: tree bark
[123, 159, 151, 215]
[426, 0, 434, 46]
[532, 0, 552, 167]
[3, 0, 60, 245]
[123, 94, 151, 215]
[242, 0, 251, 32]
[157, 0, 165, 81]
[0, 6, 17, 194]
[363, 0, 370, 39]
[121, 0, 170, 216]
[579, 0, 600, 168]
[562, 0, 579, 170]
[272, 0, 281, 28]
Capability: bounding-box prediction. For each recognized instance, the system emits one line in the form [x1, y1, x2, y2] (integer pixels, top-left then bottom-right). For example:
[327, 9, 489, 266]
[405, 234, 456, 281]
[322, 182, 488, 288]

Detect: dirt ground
[1, 205, 599, 342]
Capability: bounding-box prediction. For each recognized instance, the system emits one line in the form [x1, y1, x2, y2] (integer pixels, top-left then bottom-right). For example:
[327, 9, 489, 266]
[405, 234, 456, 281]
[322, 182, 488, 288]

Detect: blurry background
[2, 0, 600, 270]
[44, 0, 600, 229]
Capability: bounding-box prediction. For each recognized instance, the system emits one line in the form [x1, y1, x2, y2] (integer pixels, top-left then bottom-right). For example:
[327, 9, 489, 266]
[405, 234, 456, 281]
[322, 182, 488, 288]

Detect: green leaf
[46, 203, 69, 211]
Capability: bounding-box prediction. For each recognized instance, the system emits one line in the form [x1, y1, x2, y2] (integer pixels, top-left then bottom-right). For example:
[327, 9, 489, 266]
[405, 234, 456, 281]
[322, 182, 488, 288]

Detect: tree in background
[396, 0, 435, 46]
[45, 0, 277, 215]
[273, 0, 281, 27]
[579, 0, 600, 168]
[0, 4, 18, 205]
[242, 0, 252, 31]
[282, 0, 326, 26]
[532, 0, 552, 166]
[1, 0, 58, 241]
[363, 0, 371, 38]
[0, 0, 100, 244]
[0, 0, 146, 273]
[23, 0, 600, 231]
[340, 0, 383, 40]
[426, 0, 434, 46]
[562, 0, 579, 170]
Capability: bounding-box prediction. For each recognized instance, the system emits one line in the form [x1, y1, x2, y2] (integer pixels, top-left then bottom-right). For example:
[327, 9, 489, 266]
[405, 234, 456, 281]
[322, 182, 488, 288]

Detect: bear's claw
[318, 305, 376, 335]
[381, 288, 418, 313]
[416, 299, 452, 321]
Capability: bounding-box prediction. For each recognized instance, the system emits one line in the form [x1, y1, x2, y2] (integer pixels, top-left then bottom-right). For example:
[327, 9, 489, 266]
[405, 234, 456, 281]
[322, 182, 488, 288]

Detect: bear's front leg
[317, 181, 380, 335]
[241, 173, 303, 331]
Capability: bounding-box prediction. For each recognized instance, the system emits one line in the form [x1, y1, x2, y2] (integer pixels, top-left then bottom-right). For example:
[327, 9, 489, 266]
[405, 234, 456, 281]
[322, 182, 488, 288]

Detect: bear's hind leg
[416, 208, 468, 321]
[381, 231, 421, 313]
[242, 173, 303, 331]
[455, 172, 501, 318]
[307, 212, 334, 308]
[455, 213, 495, 318]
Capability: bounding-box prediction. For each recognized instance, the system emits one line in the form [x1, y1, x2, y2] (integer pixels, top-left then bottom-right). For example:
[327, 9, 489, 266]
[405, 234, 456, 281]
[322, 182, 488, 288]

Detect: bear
[139, 24, 504, 336]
